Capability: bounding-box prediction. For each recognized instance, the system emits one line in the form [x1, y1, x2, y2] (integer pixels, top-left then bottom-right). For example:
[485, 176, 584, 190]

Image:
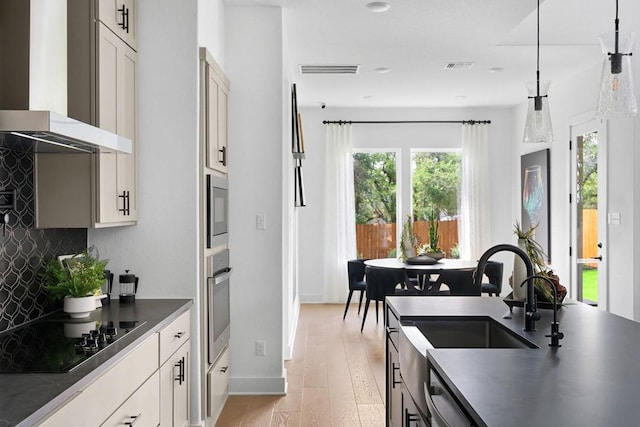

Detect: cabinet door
[204, 58, 229, 174]
[97, 0, 137, 51]
[97, 22, 137, 224]
[160, 341, 190, 427]
[388, 346, 403, 427]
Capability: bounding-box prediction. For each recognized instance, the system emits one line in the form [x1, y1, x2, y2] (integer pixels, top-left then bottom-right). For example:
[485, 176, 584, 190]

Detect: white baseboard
[299, 293, 323, 303]
[229, 375, 287, 395]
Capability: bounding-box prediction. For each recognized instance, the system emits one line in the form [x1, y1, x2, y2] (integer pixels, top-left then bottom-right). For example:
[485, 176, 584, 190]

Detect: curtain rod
[322, 120, 491, 125]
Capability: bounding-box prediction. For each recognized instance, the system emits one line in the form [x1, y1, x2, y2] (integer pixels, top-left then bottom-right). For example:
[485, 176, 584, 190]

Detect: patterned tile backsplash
[0, 149, 86, 333]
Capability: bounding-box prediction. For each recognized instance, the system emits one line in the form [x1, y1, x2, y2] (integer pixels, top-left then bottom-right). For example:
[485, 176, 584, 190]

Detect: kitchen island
[386, 296, 640, 426]
[0, 299, 192, 426]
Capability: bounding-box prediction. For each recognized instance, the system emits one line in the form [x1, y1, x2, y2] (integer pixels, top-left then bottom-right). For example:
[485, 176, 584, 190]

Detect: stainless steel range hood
[0, 111, 132, 154]
[0, 0, 132, 155]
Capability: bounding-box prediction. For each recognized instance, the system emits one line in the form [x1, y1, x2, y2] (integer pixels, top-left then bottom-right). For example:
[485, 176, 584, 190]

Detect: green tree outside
[412, 152, 461, 220]
[353, 152, 397, 224]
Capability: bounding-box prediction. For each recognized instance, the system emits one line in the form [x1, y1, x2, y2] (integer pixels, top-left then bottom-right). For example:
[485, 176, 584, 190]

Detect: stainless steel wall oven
[207, 249, 231, 364]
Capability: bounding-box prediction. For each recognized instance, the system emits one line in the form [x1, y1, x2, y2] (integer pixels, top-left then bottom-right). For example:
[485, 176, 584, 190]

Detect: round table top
[364, 257, 477, 271]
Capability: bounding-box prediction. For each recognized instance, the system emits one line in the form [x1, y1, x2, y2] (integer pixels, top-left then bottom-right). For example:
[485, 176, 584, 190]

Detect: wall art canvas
[521, 149, 550, 261]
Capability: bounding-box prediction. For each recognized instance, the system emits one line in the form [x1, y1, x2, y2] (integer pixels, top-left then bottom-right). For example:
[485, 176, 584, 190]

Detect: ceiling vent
[299, 65, 360, 75]
[444, 62, 475, 70]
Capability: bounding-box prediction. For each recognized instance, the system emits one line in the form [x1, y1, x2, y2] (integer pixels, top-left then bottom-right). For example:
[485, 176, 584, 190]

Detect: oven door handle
[212, 269, 232, 285]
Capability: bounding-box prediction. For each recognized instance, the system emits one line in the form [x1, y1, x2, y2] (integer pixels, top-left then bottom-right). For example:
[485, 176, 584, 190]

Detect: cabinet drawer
[159, 309, 191, 364]
[386, 306, 400, 351]
[207, 347, 229, 421]
[38, 334, 159, 426]
[101, 370, 159, 427]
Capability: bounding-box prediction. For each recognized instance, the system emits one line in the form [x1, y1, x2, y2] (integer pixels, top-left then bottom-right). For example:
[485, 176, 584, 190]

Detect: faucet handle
[545, 322, 564, 347]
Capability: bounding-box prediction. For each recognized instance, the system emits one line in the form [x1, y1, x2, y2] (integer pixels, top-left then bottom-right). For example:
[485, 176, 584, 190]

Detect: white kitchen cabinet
[35, 1, 137, 228]
[200, 48, 230, 174]
[207, 346, 229, 423]
[37, 334, 159, 426]
[159, 309, 191, 427]
[97, 0, 138, 51]
[160, 341, 190, 427]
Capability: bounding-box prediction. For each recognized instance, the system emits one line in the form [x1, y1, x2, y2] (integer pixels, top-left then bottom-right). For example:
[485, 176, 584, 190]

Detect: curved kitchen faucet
[474, 244, 540, 331]
[521, 275, 564, 347]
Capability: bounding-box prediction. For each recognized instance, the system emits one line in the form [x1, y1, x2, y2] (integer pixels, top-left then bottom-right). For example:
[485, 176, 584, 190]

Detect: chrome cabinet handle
[124, 413, 142, 425]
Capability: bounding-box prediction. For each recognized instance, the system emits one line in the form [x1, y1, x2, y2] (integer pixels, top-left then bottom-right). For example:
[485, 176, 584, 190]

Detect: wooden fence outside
[356, 210, 597, 260]
[356, 220, 459, 259]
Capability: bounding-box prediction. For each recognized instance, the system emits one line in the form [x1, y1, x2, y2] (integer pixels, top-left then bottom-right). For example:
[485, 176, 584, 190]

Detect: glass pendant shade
[523, 80, 553, 144]
[596, 31, 638, 118]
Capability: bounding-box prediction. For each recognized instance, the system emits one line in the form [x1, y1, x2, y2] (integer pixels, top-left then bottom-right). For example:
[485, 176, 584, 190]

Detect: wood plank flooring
[215, 303, 387, 427]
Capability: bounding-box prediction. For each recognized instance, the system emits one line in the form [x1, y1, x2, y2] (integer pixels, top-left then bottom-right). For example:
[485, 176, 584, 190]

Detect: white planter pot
[63, 295, 96, 319]
[512, 239, 528, 301]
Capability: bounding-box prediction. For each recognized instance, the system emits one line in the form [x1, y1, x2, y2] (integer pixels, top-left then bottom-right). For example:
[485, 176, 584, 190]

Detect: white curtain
[323, 124, 357, 302]
[459, 123, 491, 261]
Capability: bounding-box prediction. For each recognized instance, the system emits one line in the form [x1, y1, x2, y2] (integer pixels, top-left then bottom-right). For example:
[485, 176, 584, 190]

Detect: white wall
[512, 60, 640, 320]
[89, 0, 203, 421]
[198, 0, 225, 66]
[297, 106, 517, 302]
[225, 5, 287, 394]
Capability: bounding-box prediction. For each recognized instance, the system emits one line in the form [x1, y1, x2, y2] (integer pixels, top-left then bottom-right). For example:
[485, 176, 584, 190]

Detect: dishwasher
[399, 323, 478, 427]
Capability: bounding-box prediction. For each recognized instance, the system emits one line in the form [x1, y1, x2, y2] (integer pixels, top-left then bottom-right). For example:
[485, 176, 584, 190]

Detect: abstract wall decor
[521, 149, 551, 261]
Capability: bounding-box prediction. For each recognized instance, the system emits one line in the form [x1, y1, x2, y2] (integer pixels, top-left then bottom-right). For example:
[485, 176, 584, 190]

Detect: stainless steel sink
[407, 316, 538, 349]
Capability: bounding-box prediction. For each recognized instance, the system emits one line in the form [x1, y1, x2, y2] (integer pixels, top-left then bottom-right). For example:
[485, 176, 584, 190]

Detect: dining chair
[480, 261, 504, 297]
[435, 269, 480, 296]
[344, 259, 367, 320]
[361, 265, 406, 332]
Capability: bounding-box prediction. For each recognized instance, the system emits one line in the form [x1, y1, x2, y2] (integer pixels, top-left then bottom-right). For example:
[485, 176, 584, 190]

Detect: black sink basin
[408, 316, 538, 349]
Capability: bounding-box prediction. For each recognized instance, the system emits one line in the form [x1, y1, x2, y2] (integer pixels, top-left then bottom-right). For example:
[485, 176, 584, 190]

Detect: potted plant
[42, 247, 109, 318]
[399, 215, 419, 262]
[420, 208, 444, 260]
[512, 222, 566, 303]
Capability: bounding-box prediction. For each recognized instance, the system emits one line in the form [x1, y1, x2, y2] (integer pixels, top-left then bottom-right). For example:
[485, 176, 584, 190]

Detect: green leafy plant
[513, 222, 565, 302]
[426, 208, 442, 253]
[449, 243, 460, 259]
[42, 247, 109, 300]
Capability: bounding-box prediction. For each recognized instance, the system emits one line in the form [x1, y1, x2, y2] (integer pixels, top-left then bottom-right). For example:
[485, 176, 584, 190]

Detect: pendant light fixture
[523, 0, 553, 144]
[595, 0, 638, 118]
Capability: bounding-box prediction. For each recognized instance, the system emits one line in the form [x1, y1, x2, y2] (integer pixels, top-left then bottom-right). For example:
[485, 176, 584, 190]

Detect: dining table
[364, 257, 478, 290]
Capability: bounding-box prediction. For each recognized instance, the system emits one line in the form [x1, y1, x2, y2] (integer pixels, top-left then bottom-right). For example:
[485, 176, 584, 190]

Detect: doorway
[570, 118, 608, 308]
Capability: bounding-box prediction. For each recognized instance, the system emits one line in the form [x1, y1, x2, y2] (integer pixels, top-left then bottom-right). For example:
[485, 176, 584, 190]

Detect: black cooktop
[0, 317, 145, 373]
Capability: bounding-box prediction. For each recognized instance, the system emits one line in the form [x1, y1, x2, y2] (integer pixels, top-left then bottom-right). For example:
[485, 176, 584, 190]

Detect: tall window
[411, 151, 461, 257]
[353, 152, 397, 258]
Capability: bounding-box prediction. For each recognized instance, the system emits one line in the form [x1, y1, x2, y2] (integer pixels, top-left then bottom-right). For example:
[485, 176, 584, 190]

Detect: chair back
[484, 261, 504, 294]
[365, 265, 406, 301]
[436, 269, 480, 296]
[347, 260, 366, 290]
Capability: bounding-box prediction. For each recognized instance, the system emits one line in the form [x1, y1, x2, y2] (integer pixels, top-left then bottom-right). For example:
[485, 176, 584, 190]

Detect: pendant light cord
[614, 0, 619, 54]
[536, 0, 540, 96]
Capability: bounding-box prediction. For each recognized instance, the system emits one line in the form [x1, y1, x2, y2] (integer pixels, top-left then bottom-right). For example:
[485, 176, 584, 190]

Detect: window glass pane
[353, 152, 397, 259]
[411, 152, 461, 257]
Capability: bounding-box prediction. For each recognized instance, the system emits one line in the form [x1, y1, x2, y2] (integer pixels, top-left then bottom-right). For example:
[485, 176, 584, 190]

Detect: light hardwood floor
[215, 303, 387, 427]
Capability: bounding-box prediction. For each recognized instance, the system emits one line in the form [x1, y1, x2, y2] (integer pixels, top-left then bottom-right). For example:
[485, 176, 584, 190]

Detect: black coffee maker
[118, 270, 139, 304]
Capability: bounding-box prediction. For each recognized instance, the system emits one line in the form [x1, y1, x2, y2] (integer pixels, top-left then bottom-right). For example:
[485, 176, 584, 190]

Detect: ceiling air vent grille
[444, 62, 475, 70]
[299, 65, 360, 75]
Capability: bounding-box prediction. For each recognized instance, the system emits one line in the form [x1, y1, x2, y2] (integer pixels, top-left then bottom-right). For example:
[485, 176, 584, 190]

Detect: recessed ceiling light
[374, 67, 391, 74]
[366, 2, 391, 13]
[455, 96, 467, 100]
[363, 95, 373, 99]
[489, 67, 505, 73]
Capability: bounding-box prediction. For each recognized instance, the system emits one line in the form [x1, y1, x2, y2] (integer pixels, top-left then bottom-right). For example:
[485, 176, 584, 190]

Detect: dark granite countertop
[0, 299, 192, 427]
[387, 296, 640, 427]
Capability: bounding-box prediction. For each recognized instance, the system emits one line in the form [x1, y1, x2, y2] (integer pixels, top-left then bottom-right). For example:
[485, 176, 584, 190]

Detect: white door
[570, 118, 608, 309]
